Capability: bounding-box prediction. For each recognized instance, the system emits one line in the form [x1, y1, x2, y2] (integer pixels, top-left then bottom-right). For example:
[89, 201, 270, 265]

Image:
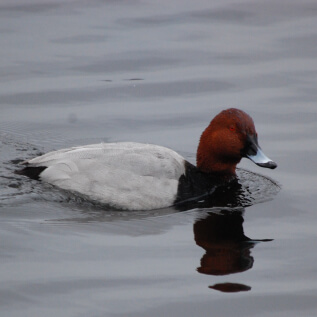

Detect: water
[1, 0, 317, 316]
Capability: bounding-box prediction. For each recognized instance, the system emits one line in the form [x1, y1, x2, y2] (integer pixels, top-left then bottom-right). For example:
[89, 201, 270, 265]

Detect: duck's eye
[229, 125, 235, 132]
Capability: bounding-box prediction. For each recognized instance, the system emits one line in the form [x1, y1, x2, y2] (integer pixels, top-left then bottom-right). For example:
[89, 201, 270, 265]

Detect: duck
[17, 108, 277, 210]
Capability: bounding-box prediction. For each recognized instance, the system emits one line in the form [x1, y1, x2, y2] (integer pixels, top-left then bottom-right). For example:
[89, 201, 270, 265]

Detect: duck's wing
[25, 142, 185, 179]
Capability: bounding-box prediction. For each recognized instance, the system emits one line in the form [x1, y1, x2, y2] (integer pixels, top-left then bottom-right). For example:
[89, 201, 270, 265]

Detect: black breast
[174, 161, 242, 208]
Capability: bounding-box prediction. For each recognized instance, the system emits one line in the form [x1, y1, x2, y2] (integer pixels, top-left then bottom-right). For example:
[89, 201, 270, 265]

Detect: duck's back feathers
[20, 142, 186, 210]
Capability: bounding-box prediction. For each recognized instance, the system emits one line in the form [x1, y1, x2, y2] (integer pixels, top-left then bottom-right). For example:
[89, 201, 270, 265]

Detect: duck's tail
[15, 166, 47, 180]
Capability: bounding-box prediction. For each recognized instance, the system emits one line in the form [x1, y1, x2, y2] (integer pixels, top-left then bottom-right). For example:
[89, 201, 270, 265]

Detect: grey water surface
[1, 0, 317, 316]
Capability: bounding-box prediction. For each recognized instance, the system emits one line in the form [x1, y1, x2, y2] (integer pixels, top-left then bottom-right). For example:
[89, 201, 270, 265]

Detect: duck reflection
[209, 282, 251, 293]
[194, 209, 267, 293]
[194, 209, 254, 276]
[189, 178, 273, 293]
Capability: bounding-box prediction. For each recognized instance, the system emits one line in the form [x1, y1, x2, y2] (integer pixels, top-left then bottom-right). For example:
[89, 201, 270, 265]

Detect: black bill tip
[255, 161, 277, 169]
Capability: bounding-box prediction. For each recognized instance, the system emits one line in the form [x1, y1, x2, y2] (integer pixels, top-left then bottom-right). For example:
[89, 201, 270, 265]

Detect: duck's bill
[247, 147, 277, 169]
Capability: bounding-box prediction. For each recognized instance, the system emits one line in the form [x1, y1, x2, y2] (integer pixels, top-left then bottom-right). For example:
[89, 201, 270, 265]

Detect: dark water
[1, 0, 317, 316]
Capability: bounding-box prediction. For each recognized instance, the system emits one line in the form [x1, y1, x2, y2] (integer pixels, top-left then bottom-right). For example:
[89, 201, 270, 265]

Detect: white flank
[26, 142, 186, 210]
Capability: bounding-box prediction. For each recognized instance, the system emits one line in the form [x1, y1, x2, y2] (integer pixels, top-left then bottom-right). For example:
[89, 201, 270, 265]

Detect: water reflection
[194, 209, 253, 275]
[194, 209, 272, 293]
[209, 283, 251, 293]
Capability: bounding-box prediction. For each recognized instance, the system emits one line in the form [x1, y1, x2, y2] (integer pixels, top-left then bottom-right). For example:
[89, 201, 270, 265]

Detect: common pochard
[18, 108, 277, 210]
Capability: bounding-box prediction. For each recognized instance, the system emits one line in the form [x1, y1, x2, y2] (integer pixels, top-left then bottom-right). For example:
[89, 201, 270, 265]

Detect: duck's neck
[196, 154, 238, 176]
[196, 129, 240, 178]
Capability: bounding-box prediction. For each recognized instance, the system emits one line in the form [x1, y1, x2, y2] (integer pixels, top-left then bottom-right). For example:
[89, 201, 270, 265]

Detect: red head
[197, 108, 277, 176]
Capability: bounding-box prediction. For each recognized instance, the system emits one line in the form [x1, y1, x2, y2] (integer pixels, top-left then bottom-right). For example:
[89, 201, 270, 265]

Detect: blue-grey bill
[247, 147, 277, 169]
